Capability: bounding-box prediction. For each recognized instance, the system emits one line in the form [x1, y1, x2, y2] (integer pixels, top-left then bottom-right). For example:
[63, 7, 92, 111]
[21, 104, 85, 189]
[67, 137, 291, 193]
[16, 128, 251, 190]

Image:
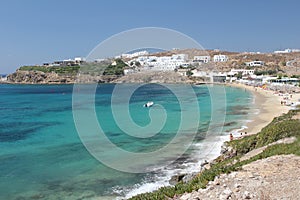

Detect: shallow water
[0, 84, 252, 199]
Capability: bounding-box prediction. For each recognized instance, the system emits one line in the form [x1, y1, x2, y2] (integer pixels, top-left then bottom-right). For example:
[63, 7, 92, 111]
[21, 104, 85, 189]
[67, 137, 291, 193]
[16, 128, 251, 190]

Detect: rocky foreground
[175, 154, 300, 200]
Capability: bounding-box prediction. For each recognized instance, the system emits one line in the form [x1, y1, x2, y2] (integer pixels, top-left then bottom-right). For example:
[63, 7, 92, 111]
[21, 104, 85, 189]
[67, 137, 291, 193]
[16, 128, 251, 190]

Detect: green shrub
[19, 65, 80, 75]
[103, 59, 127, 75]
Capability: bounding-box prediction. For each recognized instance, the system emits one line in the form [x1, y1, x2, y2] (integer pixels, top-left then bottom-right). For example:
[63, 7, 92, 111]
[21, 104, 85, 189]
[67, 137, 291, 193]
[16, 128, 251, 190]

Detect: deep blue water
[0, 84, 252, 199]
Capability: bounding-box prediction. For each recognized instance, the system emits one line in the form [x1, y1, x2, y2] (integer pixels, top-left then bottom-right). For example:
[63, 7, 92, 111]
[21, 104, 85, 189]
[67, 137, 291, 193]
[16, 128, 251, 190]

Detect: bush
[19, 65, 80, 75]
[229, 110, 300, 154]
[103, 59, 127, 75]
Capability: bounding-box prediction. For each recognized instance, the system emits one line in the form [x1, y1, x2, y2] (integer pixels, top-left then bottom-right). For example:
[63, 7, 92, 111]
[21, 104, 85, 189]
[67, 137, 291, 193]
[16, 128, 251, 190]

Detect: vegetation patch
[103, 59, 128, 75]
[19, 65, 80, 75]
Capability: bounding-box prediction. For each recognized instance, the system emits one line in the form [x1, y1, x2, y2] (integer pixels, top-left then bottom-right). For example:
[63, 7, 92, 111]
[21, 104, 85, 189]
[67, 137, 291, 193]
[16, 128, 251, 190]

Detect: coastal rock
[179, 193, 192, 200]
[220, 189, 232, 199]
[242, 191, 251, 199]
[203, 163, 211, 170]
[7, 70, 74, 84]
[6, 70, 121, 84]
[182, 172, 198, 183]
[222, 146, 237, 159]
[223, 121, 237, 127]
[200, 160, 209, 167]
[169, 174, 186, 185]
[197, 188, 207, 193]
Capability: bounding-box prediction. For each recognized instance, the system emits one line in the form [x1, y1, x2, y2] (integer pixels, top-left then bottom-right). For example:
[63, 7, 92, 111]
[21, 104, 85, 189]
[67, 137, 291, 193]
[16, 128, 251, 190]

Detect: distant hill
[6, 48, 300, 84]
[147, 49, 300, 75]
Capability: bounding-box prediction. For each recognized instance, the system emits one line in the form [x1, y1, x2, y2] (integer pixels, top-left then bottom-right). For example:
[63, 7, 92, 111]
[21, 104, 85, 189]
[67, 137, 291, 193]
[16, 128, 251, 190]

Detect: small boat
[143, 101, 154, 107]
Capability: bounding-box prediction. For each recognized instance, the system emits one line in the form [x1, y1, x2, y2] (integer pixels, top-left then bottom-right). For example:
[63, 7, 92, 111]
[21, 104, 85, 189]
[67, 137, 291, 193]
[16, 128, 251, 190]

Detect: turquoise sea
[0, 84, 253, 199]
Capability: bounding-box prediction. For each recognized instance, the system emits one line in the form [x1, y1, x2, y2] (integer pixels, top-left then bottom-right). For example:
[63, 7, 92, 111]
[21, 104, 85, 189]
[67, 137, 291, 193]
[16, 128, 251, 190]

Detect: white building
[274, 49, 292, 54]
[121, 51, 149, 58]
[263, 77, 299, 85]
[193, 56, 211, 63]
[273, 48, 300, 54]
[151, 54, 188, 71]
[213, 55, 228, 62]
[123, 68, 135, 75]
[292, 49, 300, 53]
[177, 68, 189, 76]
[74, 57, 86, 63]
[130, 54, 188, 71]
[245, 61, 264, 67]
[0, 75, 7, 82]
[172, 54, 188, 61]
[191, 70, 227, 82]
[229, 69, 255, 76]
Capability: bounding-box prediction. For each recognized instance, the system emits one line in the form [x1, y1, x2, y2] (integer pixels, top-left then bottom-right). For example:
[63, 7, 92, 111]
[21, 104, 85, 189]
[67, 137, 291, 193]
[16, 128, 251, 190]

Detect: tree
[186, 70, 193, 76]
[135, 61, 141, 67]
[235, 72, 243, 79]
[103, 59, 128, 75]
[254, 70, 263, 76]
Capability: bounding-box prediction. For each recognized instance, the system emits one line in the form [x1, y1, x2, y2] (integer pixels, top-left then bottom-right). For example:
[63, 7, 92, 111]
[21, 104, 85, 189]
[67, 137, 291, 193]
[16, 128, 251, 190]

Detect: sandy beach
[230, 83, 300, 136]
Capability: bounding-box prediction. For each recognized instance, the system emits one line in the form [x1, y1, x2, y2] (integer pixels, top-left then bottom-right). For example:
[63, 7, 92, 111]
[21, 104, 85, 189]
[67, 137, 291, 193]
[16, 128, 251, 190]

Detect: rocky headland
[5, 70, 121, 84]
[5, 70, 195, 85]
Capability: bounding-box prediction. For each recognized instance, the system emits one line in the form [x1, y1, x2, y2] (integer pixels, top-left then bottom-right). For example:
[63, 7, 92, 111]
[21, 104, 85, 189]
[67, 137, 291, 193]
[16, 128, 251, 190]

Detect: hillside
[5, 49, 300, 84]
[148, 49, 300, 75]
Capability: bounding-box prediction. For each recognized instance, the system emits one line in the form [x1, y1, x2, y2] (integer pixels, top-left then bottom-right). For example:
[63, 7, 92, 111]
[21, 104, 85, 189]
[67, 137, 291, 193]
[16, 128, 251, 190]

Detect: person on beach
[230, 133, 233, 141]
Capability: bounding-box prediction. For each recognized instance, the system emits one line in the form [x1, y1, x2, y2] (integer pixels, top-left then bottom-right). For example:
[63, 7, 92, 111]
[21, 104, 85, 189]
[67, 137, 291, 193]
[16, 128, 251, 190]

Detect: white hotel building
[245, 61, 264, 67]
[229, 69, 255, 76]
[213, 55, 228, 62]
[133, 54, 189, 71]
[121, 50, 149, 58]
[193, 56, 210, 63]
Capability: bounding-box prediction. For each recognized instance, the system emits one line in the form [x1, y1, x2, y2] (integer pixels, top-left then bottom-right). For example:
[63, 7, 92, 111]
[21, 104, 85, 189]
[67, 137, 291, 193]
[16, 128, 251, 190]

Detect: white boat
[143, 101, 154, 107]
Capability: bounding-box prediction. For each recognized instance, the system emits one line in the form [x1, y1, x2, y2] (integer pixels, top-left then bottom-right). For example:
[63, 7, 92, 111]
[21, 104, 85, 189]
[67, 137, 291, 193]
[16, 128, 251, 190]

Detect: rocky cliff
[6, 70, 193, 84]
[6, 70, 120, 84]
[7, 70, 75, 84]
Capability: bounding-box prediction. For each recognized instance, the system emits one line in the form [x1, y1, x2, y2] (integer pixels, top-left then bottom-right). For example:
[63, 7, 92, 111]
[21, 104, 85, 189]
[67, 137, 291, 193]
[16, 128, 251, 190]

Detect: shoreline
[127, 83, 299, 199]
[123, 84, 261, 199]
[167, 84, 300, 200]
[229, 82, 300, 137]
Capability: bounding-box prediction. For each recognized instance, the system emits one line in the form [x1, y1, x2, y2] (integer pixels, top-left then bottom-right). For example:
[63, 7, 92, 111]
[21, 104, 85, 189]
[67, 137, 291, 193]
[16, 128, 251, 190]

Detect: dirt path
[240, 137, 296, 162]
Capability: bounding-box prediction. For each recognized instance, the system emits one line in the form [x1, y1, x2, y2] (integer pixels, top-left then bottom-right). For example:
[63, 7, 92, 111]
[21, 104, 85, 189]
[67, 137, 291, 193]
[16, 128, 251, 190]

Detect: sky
[1, 0, 300, 73]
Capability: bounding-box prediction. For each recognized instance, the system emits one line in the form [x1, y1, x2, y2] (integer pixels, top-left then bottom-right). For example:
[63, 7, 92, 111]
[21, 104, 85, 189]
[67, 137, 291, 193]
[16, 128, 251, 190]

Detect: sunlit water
[0, 84, 252, 199]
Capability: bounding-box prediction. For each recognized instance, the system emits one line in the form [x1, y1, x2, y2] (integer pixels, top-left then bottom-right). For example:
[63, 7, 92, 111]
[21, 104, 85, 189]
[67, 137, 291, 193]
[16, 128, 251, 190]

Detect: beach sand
[229, 83, 300, 136]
